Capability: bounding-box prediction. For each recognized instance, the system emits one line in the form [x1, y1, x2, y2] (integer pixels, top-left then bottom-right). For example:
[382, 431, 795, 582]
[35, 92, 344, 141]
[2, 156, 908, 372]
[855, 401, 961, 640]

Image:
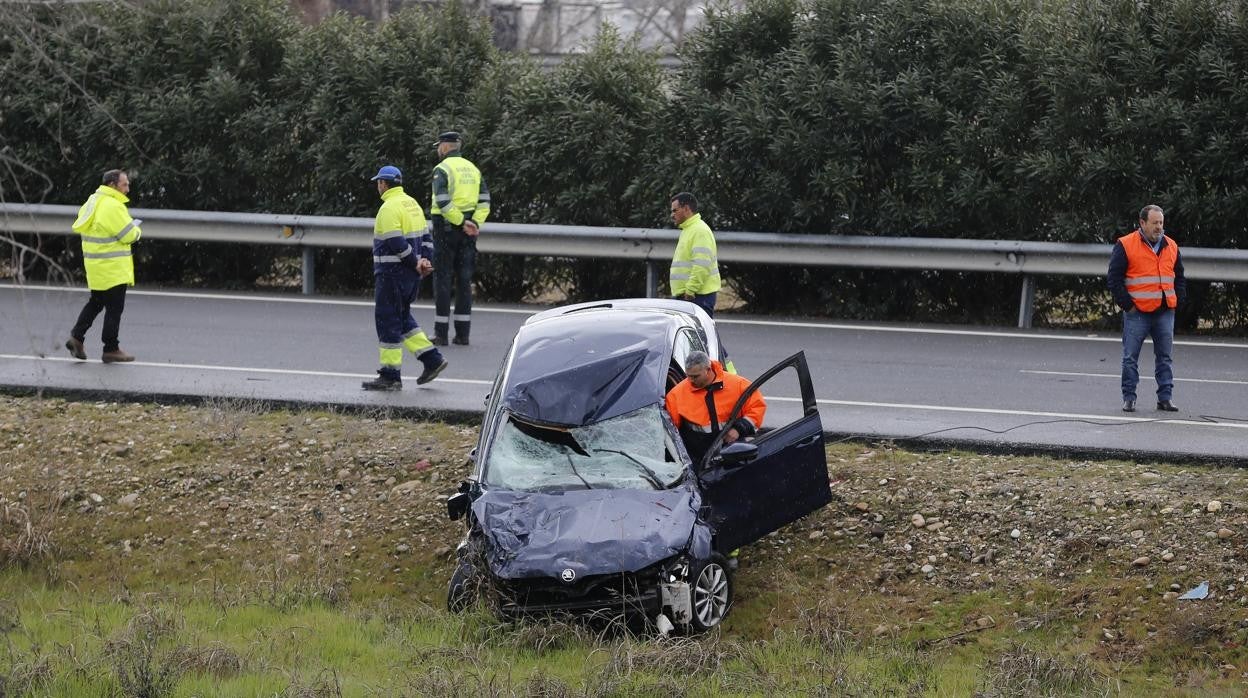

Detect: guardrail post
[1017, 275, 1035, 329]
[645, 261, 658, 298]
[302, 248, 315, 296]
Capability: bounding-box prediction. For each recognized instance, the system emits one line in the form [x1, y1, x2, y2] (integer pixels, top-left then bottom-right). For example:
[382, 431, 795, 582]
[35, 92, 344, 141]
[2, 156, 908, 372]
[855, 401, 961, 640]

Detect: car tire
[447, 562, 477, 612]
[687, 553, 733, 632]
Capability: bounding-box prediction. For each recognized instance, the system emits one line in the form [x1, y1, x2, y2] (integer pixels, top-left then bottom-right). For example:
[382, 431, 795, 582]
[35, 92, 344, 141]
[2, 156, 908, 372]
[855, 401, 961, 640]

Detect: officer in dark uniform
[430, 131, 491, 346]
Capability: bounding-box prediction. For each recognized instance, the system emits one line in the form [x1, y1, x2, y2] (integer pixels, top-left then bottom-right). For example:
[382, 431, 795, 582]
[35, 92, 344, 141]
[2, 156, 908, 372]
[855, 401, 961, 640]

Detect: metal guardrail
[4, 202, 1248, 328]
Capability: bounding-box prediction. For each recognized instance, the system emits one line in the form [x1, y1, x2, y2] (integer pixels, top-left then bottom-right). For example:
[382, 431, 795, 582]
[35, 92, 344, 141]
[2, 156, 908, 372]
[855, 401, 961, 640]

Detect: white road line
[6, 283, 1245, 348]
[1021, 369, 1248, 386]
[766, 395, 1248, 430]
[0, 283, 536, 315]
[715, 317, 1248, 349]
[8, 352, 1245, 431]
[0, 354, 494, 386]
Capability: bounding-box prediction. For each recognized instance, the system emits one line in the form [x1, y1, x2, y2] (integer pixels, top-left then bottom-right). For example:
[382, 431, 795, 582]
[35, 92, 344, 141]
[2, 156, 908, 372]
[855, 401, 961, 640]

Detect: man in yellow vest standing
[668, 192, 721, 317]
[66, 169, 141, 363]
[429, 131, 490, 346]
[1107, 204, 1186, 413]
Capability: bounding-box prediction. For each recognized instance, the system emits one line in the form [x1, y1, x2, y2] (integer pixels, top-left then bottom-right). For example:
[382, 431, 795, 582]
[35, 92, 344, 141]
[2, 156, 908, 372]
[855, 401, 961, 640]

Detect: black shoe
[1156, 400, 1179, 412]
[362, 373, 402, 391]
[431, 336, 448, 347]
[1122, 400, 1136, 413]
[416, 358, 448, 385]
[452, 336, 470, 346]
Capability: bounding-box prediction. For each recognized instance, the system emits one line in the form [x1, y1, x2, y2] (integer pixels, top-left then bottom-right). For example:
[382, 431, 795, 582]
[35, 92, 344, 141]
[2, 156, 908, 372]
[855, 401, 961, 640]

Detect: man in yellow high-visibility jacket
[429, 131, 490, 346]
[669, 192, 721, 317]
[363, 165, 447, 391]
[66, 169, 141, 363]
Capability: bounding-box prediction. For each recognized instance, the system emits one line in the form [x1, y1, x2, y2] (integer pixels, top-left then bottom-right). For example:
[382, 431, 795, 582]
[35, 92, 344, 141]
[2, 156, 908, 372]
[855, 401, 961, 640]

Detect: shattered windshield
[484, 406, 685, 492]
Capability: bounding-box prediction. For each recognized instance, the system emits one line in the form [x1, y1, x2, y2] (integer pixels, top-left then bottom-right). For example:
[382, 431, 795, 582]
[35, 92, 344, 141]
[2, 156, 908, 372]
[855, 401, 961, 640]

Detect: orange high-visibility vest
[1119, 231, 1179, 312]
[665, 360, 766, 464]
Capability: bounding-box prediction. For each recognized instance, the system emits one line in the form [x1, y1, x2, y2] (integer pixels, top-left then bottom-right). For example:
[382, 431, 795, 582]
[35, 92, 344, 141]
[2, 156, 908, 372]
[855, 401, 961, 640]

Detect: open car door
[698, 351, 831, 553]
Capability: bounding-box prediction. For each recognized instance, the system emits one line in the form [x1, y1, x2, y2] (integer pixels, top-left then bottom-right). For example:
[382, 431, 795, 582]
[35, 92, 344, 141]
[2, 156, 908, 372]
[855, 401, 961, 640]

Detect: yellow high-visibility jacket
[72, 185, 141, 290]
[670, 213, 721, 296]
[431, 153, 490, 227]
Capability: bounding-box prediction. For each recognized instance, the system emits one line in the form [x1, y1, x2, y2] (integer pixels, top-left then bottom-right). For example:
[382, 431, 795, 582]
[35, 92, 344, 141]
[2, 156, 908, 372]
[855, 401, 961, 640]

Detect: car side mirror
[718, 441, 758, 467]
[447, 491, 471, 521]
[447, 480, 475, 521]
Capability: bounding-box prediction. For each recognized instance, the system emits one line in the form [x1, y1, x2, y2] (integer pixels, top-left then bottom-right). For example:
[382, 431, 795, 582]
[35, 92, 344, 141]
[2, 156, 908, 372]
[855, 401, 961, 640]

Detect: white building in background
[292, 0, 736, 55]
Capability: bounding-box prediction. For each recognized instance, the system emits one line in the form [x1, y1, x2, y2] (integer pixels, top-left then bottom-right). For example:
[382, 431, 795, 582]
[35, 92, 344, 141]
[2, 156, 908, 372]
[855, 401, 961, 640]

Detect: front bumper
[494, 566, 665, 617]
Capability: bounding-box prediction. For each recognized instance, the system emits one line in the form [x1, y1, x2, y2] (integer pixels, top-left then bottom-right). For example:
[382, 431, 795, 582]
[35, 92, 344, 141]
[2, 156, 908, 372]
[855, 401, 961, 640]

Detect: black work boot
[432, 322, 449, 346]
[453, 320, 470, 345]
[362, 371, 402, 391]
[416, 356, 448, 385]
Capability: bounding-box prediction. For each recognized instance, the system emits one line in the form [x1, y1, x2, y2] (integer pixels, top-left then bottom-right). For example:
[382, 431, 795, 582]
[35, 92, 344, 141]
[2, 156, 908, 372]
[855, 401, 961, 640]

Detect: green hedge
[2, 0, 1246, 329]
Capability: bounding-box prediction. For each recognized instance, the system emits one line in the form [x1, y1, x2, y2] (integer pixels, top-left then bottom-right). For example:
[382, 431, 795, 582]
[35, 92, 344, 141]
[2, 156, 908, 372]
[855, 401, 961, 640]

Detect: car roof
[525, 298, 722, 363]
[500, 308, 682, 426]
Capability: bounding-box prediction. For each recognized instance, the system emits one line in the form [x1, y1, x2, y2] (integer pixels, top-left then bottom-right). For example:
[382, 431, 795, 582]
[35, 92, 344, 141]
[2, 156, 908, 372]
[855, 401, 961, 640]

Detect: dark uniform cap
[433, 131, 462, 146]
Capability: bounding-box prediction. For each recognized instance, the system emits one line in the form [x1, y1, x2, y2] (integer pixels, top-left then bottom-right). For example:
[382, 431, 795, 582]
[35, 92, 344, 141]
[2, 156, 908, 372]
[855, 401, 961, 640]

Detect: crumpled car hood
[472, 487, 698, 580]
[500, 311, 672, 426]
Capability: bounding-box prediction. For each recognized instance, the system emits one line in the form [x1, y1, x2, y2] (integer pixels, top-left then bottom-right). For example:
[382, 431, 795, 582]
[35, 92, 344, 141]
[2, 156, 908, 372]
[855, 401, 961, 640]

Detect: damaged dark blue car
[446, 299, 831, 632]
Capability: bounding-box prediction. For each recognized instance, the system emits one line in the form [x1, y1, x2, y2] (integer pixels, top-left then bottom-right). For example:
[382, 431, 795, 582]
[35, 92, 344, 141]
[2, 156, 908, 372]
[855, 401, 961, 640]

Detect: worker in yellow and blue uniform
[669, 191, 721, 317]
[66, 168, 142, 363]
[362, 165, 448, 391]
[430, 131, 490, 346]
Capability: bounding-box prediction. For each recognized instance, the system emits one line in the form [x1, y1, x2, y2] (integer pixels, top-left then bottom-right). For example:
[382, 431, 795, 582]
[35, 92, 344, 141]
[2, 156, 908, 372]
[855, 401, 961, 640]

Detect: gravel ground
[2, 394, 1246, 662]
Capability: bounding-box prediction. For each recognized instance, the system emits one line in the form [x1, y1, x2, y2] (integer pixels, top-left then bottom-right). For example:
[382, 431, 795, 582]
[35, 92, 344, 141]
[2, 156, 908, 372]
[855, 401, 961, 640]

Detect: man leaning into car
[665, 350, 766, 465]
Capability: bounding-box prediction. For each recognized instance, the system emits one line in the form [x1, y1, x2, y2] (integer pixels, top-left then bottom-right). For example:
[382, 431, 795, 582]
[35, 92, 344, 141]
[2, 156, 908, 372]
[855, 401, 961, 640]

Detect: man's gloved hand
[462, 220, 480, 238]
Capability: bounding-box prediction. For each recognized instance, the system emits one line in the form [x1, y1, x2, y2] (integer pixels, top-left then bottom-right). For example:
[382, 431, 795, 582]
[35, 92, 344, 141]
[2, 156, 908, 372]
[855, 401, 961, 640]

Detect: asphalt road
[2, 283, 1245, 463]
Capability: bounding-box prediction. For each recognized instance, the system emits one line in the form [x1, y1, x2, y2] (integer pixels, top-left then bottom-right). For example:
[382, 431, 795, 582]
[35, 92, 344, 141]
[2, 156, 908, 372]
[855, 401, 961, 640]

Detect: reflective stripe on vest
[374, 238, 419, 264]
[83, 250, 132, 259]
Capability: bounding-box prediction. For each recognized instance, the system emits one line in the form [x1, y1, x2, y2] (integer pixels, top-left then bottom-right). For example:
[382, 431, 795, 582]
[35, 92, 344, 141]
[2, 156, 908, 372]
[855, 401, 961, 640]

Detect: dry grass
[790, 599, 858, 656]
[0, 499, 57, 569]
[601, 635, 736, 681]
[200, 396, 269, 442]
[978, 644, 1112, 697]
[0, 654, 54, 696]
[101, 607, 187, 698]
[282, 670, 344, 698]
[168, 642, 244, 678]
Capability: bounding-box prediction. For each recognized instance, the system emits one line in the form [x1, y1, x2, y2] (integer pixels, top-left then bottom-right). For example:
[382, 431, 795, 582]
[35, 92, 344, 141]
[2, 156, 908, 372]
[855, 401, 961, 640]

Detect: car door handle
[796, 435, 820, 448]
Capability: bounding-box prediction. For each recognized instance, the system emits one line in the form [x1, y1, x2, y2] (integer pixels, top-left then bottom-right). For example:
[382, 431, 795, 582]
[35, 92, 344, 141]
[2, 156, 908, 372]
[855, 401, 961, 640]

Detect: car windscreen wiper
[565, 454, 594, 490]
[510, 415, 590, 456]
[591, 448, 673, 490]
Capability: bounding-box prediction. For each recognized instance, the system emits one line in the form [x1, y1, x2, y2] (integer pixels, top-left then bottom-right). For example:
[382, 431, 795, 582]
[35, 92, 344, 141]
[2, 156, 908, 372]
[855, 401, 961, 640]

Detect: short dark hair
[1139, 204, 1163, 222]
[671, 192, 698, 213]
[102, 169, 126, 186]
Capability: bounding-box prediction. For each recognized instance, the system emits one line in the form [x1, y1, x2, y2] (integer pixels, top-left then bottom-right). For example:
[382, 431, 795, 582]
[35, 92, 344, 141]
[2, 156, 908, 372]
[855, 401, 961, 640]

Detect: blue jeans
[1121, 308, 1174, 401]
[675, 292, 717, 318]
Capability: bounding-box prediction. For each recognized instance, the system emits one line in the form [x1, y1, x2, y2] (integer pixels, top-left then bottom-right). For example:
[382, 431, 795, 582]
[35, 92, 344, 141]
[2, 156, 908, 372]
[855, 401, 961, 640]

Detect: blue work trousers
[375, 268, 423, 376]
[1121, 307, 1175, 402]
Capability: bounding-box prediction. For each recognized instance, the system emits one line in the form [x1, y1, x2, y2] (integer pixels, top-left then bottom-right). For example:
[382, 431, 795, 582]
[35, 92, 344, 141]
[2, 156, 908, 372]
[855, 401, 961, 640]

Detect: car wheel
[447, 562, 476, 612]
[688, 553, 733, 632]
